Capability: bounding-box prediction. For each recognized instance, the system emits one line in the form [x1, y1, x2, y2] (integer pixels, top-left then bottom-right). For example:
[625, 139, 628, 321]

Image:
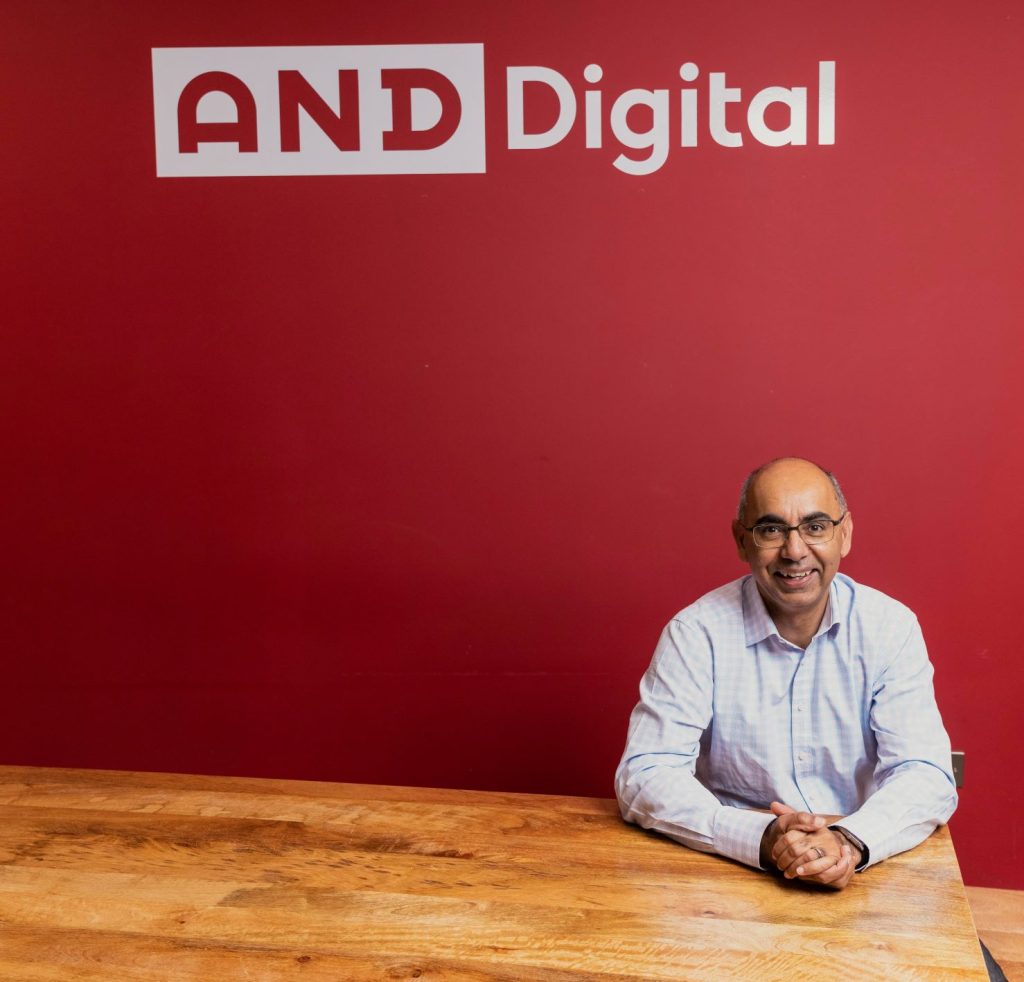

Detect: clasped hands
[760, 801, 861, 890]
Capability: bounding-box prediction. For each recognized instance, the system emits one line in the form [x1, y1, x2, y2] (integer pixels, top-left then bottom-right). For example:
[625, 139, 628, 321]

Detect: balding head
[737, 457, 846, 524]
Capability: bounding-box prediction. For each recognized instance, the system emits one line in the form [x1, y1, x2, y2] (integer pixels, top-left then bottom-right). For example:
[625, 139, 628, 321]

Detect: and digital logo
[152, 44, 835, 178]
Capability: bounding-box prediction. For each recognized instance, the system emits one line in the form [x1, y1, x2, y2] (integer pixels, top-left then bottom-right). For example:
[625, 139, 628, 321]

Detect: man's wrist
[759, 817, 778, 869]
[829, 825, 869, 870]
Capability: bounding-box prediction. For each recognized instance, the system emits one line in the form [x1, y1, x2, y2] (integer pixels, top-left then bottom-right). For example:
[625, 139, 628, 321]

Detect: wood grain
[0, 766, 988, 980]
[967, 886, 1024, 981]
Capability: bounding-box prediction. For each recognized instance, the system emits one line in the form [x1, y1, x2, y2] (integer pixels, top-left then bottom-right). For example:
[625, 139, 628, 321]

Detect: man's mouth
[775, 570, 815, 581]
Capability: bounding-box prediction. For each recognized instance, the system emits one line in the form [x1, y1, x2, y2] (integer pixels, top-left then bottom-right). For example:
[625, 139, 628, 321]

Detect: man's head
[731, 458, 853, 627]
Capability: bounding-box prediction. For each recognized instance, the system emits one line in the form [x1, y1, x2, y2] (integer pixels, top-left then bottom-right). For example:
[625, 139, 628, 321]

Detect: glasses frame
[741, 513, 847, 550]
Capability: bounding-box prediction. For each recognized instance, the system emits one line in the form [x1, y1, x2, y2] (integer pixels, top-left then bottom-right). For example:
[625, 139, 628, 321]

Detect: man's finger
[770, 798, 827, 827]
[812, 862, 854, 889]
[775, 811, 825, 835]
[772, 801, 821, 827]
[801, 847, 854, 887]
[787, 844, 842, 878]
[792, 851, 847, 880]
[774, 835, 823, 868]
[781, 818, 825, 834]
[772, 830, 818, 866]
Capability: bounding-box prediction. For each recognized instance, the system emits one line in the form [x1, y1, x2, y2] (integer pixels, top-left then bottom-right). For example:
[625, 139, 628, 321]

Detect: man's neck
[770, 602, 828, 650]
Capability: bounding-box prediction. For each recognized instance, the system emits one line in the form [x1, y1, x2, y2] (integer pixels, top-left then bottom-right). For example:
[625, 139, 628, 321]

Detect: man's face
[731, 460, 853, 625]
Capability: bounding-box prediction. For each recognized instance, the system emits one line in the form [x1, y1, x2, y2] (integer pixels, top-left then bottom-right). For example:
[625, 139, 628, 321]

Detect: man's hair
[737, 458, 848, 521]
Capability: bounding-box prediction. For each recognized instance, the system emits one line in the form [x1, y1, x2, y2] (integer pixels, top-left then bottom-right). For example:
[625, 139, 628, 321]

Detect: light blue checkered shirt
[615, 573, 957, 869]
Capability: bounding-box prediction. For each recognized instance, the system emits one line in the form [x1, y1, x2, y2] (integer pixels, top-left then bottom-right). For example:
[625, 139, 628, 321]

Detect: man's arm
[829, 617, 957, 867]
[616, 618, 780, 869]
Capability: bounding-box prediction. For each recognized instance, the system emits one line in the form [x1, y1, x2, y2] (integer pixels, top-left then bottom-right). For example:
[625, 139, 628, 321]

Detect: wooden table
[0, 766, 987, 980]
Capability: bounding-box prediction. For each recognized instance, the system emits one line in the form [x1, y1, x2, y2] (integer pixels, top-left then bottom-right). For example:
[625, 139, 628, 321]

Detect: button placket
[791, 653, 815, 790]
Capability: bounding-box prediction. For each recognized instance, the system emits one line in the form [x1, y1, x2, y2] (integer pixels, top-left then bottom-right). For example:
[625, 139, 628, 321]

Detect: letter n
[381, 69, 461, 151]
[177, 72, 258, 153]
[278, 70, 360, 152]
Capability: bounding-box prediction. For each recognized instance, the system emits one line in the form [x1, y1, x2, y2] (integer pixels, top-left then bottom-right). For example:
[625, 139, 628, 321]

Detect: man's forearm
[616, 763, 775, 869]
[835, 763, 956, 867]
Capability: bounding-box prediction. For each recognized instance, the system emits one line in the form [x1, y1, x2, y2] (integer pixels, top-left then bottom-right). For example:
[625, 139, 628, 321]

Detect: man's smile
[774, 569, 818, 587]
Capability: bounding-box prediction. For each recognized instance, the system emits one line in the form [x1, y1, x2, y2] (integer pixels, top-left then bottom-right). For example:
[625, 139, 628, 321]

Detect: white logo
[152, 44, 485, 176]
[507, 61, 835, 176]
[153, 45, 836, 178]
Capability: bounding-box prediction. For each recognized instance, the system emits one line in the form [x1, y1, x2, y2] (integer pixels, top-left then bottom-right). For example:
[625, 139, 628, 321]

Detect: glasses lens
[752, 525, 786, 547]
[798, 520, 835, 543]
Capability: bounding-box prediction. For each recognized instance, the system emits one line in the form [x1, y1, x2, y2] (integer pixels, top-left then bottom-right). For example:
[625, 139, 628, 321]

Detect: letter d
[506, 67, 576, 150]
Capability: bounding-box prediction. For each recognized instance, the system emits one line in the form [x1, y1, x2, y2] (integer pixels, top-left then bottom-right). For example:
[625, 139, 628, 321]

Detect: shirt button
[797, 753, 808, 762]
[796, 705, 804, 713]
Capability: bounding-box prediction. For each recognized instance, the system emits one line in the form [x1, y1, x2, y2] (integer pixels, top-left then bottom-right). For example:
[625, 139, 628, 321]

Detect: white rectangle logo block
[152, 44, 486, 176]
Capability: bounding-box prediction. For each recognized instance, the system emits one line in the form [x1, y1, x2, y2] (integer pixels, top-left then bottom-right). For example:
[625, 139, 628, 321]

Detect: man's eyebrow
[751, 510, 833, 525]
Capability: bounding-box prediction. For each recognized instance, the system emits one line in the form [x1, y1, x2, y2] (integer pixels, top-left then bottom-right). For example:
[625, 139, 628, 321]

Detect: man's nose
[780, 528, 808, 559]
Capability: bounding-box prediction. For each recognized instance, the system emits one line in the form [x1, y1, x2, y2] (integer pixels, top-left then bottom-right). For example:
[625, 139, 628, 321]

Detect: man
[615, 457, 957, 889]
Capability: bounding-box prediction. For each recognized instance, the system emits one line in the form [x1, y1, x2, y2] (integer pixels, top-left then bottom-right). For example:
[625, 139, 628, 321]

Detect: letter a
[747, 86, 807, 147]
[177, 72, 258, 153]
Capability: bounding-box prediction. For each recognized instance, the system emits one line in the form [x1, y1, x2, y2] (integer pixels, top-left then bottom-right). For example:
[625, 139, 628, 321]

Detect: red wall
[3, 1, 1022, 889]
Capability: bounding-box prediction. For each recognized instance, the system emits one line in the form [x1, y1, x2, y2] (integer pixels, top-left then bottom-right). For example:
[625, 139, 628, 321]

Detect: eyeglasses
[742, 513, 847, 549]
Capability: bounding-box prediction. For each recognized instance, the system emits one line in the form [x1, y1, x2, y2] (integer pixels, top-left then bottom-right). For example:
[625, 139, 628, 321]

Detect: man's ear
[839, 512, 854, 558]
[731, 520, 748, 562]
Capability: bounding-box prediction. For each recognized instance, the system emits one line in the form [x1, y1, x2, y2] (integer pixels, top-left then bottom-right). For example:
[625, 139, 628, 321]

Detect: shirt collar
[742, 574, 842, 647]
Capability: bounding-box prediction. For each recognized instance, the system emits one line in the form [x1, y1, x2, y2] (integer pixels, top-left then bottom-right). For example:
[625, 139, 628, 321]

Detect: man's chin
[759, 577, 826, 613]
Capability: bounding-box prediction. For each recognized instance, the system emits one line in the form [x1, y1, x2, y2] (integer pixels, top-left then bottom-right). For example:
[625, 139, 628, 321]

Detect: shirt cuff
[712, 806, 777, 869]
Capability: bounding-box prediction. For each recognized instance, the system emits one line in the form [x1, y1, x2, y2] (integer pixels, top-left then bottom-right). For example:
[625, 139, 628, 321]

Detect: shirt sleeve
[837, 617, 958, 867]
[614, 618, 775, 869]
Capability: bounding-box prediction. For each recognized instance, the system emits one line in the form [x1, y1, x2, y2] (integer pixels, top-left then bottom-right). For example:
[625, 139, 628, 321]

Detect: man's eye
[804, 522, 826, 534]
[760, 525, 783, 536]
